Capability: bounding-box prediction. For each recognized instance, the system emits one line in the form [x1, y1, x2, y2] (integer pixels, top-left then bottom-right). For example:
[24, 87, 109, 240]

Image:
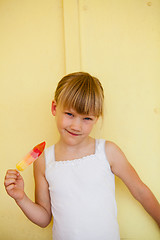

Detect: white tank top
[45, 139, 120, 240]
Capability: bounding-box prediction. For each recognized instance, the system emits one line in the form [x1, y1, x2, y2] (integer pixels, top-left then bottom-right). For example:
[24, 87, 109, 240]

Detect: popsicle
[16, 141, 46, 171]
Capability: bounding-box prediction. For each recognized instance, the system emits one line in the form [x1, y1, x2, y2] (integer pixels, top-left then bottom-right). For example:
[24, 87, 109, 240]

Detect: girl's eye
[65, 112, 73, 117]
[84, 117, 92, 121]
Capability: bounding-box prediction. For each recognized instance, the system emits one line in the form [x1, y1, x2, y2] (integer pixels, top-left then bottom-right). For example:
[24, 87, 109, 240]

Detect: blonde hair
[54, 72, 104, 117]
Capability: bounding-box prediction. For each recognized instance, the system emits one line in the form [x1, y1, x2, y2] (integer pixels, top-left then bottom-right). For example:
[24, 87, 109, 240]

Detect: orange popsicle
[16, 141, 46, 171]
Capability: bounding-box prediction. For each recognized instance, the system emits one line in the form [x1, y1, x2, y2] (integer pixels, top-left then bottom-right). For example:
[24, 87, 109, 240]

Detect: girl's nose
[70, 118, 82, 132]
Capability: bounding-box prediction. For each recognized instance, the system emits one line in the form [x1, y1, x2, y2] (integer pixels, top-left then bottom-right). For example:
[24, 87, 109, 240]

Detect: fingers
[4, 169, 25, 201]
[5, 178, 16, 187]
[5, 169, 19, 178]
[5, 183, 16, 192]
[4, 169, 20, 187]
[5, 169, 19, 176]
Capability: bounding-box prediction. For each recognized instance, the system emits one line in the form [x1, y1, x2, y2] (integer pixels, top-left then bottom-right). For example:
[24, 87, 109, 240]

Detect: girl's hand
[4, 169, 25, 201]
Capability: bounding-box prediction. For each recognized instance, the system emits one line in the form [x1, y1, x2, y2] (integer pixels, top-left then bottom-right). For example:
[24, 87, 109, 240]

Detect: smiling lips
[65, 129, 81, 136]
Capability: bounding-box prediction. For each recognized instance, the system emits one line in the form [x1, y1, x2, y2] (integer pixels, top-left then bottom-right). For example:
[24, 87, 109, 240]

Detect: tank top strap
[45, 145, 55, 168]
[95, 139, 106, 154]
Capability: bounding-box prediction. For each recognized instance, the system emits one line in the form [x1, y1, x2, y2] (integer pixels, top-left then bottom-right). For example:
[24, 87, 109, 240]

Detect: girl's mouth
[66, 129, 80, 136]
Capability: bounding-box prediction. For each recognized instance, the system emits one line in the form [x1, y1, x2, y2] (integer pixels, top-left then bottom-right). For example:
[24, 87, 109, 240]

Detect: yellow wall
[0, 0, 160, 239]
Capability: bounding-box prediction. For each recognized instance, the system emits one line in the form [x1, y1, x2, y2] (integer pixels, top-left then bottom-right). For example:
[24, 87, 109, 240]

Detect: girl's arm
[4, 152, 52, 228]
[106, 141, 160, 227]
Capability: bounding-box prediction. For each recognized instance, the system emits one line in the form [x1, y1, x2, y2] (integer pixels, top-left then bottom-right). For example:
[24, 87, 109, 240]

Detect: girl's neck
[55, 137, 96, 161]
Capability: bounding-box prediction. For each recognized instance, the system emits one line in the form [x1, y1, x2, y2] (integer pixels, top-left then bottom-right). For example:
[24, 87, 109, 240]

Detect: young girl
[4, 72, 160, 240]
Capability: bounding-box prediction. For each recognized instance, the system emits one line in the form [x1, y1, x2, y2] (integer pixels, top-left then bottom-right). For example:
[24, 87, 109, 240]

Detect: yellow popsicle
[16, 142, 46, 171]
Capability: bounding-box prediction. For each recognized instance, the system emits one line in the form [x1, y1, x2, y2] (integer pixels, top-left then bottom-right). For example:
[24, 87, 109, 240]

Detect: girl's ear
[51, 100, 57, 116]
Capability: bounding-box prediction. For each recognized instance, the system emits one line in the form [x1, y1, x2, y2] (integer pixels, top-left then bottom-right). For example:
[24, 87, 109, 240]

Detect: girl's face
[52, 101, 97, 146]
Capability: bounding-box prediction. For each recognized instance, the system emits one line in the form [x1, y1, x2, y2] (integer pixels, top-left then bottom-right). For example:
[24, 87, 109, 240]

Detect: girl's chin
[60, 134, 85, 146]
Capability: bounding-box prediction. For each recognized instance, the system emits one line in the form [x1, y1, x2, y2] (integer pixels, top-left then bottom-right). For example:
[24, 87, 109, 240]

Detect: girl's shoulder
[105, 140, 122, 152]
[104, 140, 126, 169]
[34, 151, 46, 176]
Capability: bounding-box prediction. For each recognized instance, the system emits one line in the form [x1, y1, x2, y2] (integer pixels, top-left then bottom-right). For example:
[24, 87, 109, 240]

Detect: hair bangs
[54, 72, 104, 117]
